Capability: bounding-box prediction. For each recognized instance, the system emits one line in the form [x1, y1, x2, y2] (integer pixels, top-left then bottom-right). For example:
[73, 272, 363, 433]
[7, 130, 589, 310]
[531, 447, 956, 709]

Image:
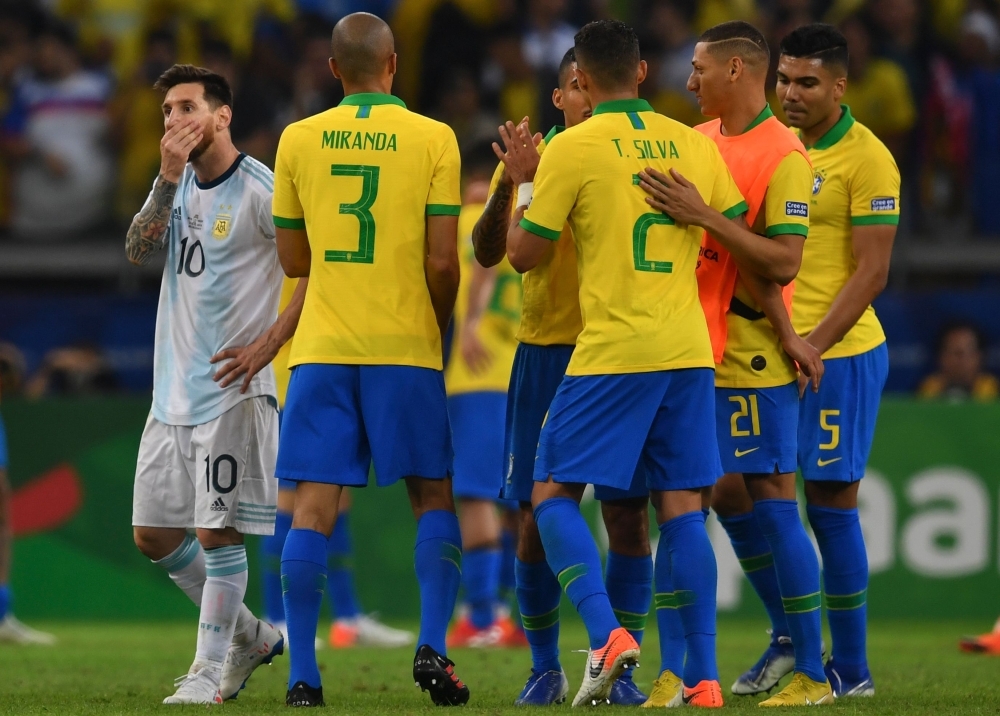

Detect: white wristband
[516, 182, 534, 208]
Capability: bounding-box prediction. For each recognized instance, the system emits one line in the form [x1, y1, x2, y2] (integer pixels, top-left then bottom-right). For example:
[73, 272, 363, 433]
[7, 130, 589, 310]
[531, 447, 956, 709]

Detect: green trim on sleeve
[766, 223, 809, 238]
[426, 204, 462, 216]
[273, 216, 306, 230]
[851, 214, 900, 226]
[722, 200, 749, 220]
[519, 217, 562, 241]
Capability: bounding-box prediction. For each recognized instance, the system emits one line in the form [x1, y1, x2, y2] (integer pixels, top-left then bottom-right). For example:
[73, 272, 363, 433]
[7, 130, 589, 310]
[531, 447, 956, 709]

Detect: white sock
[196, 546, 249, 670]
[155, 537, 257, 648]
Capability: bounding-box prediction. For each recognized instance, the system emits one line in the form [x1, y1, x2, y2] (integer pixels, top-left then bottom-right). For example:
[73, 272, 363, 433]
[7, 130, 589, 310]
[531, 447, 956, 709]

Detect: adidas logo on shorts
[210, 498, 228, 512]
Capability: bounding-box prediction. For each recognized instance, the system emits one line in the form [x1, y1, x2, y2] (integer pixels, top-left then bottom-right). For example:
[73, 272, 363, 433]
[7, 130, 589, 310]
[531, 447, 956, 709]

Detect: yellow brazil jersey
[445, 203, 522, 395]
[521, 98, 748, 377]
[793, 106, 899, 359]
[716, 149, 813, 388]
[488, 126, 583, 347]
[840, 60, 916, 141]
[273, 93, 462, 370]
[273, 276, 298, 408]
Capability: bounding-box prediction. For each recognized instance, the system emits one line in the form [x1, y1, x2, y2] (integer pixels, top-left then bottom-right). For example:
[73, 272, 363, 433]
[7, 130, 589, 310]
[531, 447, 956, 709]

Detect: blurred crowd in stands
[0, 0, 999, 242]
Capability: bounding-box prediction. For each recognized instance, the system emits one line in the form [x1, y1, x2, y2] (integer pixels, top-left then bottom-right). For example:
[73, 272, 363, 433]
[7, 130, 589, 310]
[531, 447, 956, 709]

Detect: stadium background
[1, 0, 999, 625]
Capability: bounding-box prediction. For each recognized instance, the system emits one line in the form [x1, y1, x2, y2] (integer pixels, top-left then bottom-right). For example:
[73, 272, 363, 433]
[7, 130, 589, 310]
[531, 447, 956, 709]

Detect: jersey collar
[741, 104, 774, 134]
[591, 98, 654, 115]
[339, 92, 407, 108]
[543, 125, 565, 143]
[805, 104, 855, 150]
[194, 152, 246, 190]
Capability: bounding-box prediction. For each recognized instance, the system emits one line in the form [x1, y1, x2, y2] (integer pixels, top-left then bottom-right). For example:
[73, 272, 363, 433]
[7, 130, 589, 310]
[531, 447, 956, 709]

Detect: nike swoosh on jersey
[817, 457, 842, 467]
[734, 447, 760, 457]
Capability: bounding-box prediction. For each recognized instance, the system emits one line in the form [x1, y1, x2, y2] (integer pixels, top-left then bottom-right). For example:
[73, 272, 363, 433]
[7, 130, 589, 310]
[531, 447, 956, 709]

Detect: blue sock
[500, 526, 517, 605]
[327, 513, 361, 621]
[463, 547, 501, 629]
[606, 551, 652, 685]
[659, 511, 718, 687]
[535, 497, 618, 650]
[262, 511, 291, 624]
[808, 505, 869, 675]
[0, 584, 9, 621]
[718, 511, 790, 642]
[281, 528, 328, 689]
[653, 549, 685, 677]
[754, 499, 825, 683]
[605, 551, 652, 645]
[414, 510, 462, 655]
[516, 557, 562, 672]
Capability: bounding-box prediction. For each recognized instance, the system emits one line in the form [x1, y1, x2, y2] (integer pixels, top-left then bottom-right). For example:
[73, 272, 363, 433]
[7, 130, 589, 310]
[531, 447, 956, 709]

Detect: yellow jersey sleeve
[272, 132, 304, 228]
[763, 151, 812, 237]
[848, 142, 901, 226]
[520, 136, 580, 241]
[426, 127, 462, 216]
[707, 143, 749, 219]
[487, 160, 505, 199]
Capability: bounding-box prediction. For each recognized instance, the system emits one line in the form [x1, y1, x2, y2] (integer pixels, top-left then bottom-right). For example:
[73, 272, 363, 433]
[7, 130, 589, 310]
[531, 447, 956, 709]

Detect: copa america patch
[871, 197, 896, 211]
[785, 201, 809, 217]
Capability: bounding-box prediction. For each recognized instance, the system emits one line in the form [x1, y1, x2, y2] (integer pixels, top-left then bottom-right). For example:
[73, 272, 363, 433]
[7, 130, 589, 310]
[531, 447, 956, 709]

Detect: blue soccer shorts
[276, 409, 296, 492]
[798, 342, 888, 482]
[449, 391, 512, 505]
[276, 364, 453, 487]
[715, 382, 798, 475]
[534, 368, 721, 493]
[502, 344, 648, 503]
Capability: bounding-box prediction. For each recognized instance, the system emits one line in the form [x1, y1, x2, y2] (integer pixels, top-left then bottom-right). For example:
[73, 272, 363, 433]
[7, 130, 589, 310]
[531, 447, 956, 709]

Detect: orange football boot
[329, 620, 358, 648]
[678, 680, 724, 708]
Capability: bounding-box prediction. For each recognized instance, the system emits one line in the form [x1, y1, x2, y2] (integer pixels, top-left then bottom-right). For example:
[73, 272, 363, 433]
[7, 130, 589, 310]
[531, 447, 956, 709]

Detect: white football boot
[0, 615, 56, 645]
[219, 619, 285, 700]
[355, 614, 416, 648]
[163, 666, 222, 705]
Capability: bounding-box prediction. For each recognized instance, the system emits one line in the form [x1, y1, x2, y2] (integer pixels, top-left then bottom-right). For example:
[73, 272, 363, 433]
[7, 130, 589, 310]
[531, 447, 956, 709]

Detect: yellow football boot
[641, 669, 682, 707]
[759, 673, 833, 707]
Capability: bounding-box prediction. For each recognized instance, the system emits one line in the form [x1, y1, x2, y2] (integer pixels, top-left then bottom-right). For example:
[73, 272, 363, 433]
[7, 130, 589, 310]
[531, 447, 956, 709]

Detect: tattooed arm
[126, 118, 204, 266]
[125, 175, 177, 266]
[471, 173, 513, 268]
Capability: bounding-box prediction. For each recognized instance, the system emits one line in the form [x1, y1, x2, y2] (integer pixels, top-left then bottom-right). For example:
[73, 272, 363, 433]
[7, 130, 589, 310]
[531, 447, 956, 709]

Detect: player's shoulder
[236, 155, 275, 196]
[844, 117, 898, 171]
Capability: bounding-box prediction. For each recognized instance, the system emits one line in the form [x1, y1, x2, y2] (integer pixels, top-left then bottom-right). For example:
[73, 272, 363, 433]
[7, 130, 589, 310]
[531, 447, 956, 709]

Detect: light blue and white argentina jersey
[151, 154, 282, 426]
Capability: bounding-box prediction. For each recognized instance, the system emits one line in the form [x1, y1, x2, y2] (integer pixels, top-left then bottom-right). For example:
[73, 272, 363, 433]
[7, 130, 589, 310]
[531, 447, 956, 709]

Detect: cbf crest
[812, 170, 826, 196]
[212, 204, 233, 240]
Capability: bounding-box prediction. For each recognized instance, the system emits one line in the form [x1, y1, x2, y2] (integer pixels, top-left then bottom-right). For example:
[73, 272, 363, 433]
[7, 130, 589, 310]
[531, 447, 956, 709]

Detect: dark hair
[779, 23, 849, 72]
[153, 64, 233, 109]
[699, 21, 769, 67]
[574, 20, 641, 90]
[937, 321, 988, 356]
[557, 47, 576, 88]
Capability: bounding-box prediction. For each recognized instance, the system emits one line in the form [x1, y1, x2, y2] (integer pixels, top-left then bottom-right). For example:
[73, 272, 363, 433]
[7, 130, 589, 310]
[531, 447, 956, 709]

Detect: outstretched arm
[459, 261, 498, 375]
[638, 168, 803, 285]
[211, 278, 309, 392]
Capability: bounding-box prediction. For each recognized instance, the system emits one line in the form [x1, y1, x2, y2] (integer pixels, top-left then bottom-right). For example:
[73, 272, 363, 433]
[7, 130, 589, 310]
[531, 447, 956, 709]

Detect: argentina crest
[212, 203, 232, 240]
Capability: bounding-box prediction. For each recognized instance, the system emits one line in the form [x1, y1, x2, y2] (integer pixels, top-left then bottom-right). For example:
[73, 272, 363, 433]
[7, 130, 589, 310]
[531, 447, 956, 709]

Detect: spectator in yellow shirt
[919, 322, 999, 402]
[840, 15, 916, 159]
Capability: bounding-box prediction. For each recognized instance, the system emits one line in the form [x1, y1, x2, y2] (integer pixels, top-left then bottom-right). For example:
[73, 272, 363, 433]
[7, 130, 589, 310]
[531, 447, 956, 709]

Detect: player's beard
[188, 125, 215, 162]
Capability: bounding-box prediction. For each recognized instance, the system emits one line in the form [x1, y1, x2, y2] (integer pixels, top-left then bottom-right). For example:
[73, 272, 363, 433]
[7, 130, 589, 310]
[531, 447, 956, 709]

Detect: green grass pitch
[1, 618, 997, 714]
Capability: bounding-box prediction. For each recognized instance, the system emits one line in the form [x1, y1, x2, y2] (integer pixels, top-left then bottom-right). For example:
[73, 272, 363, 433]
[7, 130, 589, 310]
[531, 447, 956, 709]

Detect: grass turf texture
[0, 619, 996, 714]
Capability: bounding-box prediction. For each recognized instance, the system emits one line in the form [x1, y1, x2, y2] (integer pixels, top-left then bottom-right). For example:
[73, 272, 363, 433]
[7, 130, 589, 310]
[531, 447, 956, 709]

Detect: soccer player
[445, 156, 525, 649]
[777, 23, 896, 697]
[637, 21, 830, 706]
[261, 276, 415, 651]
[505, 20, 748, 708]
[272, 13, 467, 708]
[127, 64, 297, 704]
[476, 49, 652, 706]
[0, 395, 56, 645]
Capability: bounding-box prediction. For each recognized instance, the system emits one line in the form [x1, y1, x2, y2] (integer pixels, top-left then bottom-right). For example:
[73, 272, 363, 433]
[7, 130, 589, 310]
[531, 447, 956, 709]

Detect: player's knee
[602, 498, 651, 556]
[404, 475, 456, 519]
[804, 479, 859, 510]
[133, 527, 178, 561]
[710, 473, 754, 518]
[195, 527, 243, 550]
